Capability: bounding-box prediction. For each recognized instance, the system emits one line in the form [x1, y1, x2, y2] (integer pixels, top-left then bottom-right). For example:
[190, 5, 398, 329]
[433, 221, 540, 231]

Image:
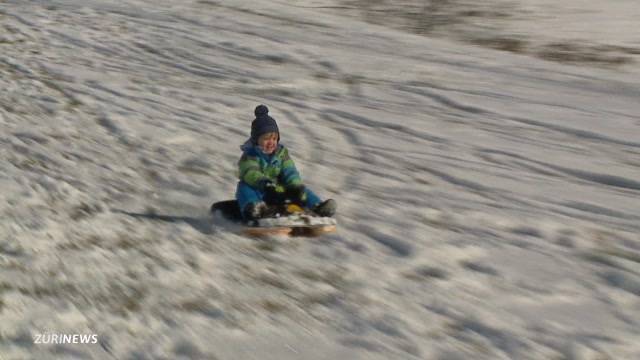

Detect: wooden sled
[210, 200, 337, 237]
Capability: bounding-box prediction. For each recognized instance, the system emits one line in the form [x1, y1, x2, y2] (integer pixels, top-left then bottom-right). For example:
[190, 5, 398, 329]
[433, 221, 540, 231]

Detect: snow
[1, 0, 639, 359]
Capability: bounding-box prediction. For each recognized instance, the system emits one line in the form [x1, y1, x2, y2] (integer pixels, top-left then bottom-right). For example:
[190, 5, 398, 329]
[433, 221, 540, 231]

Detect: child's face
[258, 132, 278, 154]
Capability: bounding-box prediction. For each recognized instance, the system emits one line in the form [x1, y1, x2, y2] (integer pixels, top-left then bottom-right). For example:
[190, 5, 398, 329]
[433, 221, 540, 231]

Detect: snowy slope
[1, 1, 639, 359]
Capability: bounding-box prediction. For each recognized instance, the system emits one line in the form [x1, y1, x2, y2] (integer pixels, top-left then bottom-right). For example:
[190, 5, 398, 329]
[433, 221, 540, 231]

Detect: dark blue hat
[251, 105, 279, 143]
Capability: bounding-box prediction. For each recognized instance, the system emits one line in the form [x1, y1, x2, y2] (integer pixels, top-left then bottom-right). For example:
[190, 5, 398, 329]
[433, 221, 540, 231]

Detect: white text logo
[34, 334, 98, 345]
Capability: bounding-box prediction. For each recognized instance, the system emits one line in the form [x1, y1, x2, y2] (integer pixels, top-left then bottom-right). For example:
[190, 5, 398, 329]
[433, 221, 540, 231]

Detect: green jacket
[238, 142, 302, 191]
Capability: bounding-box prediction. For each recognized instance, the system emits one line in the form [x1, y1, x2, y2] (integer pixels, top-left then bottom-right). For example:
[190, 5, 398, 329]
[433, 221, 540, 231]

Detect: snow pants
[235, 181, 322, 218]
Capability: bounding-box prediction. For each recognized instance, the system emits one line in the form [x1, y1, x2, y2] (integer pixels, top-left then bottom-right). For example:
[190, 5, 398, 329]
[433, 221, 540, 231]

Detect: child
[236, 105, 337, 220]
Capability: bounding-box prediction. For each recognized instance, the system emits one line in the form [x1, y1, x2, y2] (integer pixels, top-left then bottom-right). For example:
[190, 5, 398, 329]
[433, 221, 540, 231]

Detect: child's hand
[263, 181, 281, 205]
[259, 179, 275, 192]
[285, 184, 307, 205]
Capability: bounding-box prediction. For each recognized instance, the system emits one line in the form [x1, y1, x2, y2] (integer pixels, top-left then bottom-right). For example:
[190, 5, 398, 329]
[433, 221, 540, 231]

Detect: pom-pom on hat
[251, 105, 279, 143]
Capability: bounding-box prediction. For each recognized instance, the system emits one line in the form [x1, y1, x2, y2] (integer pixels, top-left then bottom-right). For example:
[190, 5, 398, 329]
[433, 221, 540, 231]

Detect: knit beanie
[251, 105, 279, 144]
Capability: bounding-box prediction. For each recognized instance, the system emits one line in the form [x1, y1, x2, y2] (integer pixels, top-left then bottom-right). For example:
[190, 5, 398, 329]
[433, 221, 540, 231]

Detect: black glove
[285, 184, 306, 205]
[262, 181, 282, 205]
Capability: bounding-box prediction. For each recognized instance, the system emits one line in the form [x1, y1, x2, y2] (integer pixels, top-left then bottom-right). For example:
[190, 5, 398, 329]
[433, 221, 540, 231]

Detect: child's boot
[244, 201, 268, 220]
[313, 199, 336, 217]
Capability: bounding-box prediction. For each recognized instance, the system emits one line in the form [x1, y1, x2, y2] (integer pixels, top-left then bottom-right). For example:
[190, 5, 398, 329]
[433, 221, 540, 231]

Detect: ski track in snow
[1, 0, 640, 359]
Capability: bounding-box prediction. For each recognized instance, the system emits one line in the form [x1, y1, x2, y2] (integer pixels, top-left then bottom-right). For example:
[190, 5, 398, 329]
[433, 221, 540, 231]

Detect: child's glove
[285, 184, 307, 205]
[262, 181, 282, 205]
